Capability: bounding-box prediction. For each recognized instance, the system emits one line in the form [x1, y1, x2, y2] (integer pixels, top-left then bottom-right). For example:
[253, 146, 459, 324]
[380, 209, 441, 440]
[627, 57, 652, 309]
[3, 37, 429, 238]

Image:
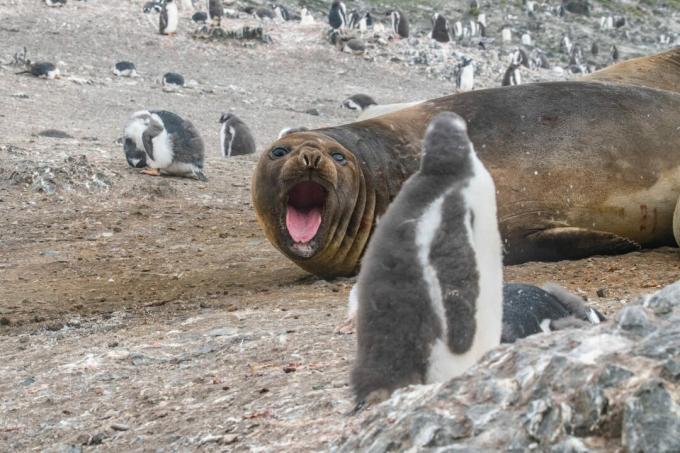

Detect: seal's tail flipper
[508, 226, 640, 264]
[584, 47, 680, 94]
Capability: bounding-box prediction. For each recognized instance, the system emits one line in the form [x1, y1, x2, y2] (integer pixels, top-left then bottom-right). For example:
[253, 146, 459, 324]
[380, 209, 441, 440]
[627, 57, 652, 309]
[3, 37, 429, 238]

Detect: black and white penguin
[328, 1, 347, 29]
[341, 94, 377, 113]
[273, 4, 297, 21]
[45, 0, 66, 6]
[611, 44, 619, 62]
[530, 48, 550, 69]
[501, 283, 604, 343]
[388, 9, 409, 38]
[208, 0, 223, 26]
[351, 112, 503, 405]
[219, 113, 256, 157]
[502, 61, 521, 86]
[160, 0, 179, 35]
[124, 110, 206, 180]
[112, 61, 137, 77]
[431, 13, 450, 43]
[453, 20, 463, 39]
[143, 0, 163, 14]
[192, 11, 208, 24]
[456, 57, 474, 92]
[162, 72, 185, 88]
[347, 9, 361, 28]
[560, 35, 572, 54]
[16, 62, 60, 79]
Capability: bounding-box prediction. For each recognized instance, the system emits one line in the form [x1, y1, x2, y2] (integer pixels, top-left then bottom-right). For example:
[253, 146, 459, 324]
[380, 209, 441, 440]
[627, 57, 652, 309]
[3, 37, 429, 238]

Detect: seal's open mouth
[286, 182, 326, 246]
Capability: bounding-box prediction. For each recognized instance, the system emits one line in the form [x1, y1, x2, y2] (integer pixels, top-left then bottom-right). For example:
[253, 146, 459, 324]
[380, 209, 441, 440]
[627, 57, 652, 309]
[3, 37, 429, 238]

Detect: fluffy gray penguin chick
[351, 111, 503, 406]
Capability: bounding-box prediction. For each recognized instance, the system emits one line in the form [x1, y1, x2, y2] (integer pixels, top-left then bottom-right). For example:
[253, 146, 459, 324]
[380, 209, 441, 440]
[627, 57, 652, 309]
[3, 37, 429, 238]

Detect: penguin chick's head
[130, 110, 164, 134]
[219, 112, 234, 124]
[420, 112, 472, 176]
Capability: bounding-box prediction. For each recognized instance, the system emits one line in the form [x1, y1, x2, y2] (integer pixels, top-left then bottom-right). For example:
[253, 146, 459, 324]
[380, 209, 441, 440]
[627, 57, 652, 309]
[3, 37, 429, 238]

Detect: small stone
[596, 287, 608, 298]
[0, 317, 10, 326]
[46, 322, 64, 332]
[205, 327, 237, 337]
[221, 434, 238, 445]
[110, 423, 129, 432]
[622, 380, 680, 452]
[660, 360, 680, 382]
[107, 341, 119, 348]
[304, 108, 320, 116]
[597, 365, 634, 388]
[617, 306, 654, 334]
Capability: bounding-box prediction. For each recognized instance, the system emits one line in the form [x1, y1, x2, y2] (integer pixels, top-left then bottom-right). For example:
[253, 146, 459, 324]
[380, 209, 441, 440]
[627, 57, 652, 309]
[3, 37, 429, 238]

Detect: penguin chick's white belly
[419, 157, 503, 384]
[220, 123, 236, 157]
[147, 131, 174, 169]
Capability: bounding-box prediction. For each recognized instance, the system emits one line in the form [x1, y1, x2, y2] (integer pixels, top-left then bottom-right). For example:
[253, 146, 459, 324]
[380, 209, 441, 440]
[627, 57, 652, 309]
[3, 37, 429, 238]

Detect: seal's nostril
[314, 155, 321, 168]
[302, 154, 310, 167]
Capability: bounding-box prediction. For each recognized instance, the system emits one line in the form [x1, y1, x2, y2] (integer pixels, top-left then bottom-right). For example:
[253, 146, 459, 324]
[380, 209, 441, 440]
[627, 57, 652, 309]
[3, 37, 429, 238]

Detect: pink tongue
[286, 206, 322, 243]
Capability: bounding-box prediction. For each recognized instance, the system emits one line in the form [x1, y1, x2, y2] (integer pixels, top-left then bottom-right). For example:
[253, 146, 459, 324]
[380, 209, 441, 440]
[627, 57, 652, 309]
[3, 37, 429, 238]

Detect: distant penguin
[219, 113, 256, 158]
[124, 110, 206, 180]
[162, 72, 185, 88]
[530, 48, 550, 69]
[388, 9, 409, 38]
[274, 4, 297, 21]
[560, 35, 572, 54]
[502, 59, 521, 86]
[611, 44, 619, 62]
[600, 15, 613, 30]
[351, 112, 503, 405]
[328, 1, 347, 29]
[341, 38, 366, 55]
[591, 42, 599, 56]
[431, 13, 450, 43]
[501, 26, 512, 42]
[453, 20, 463, 39]
[208, 0, 223, 26]
[192, 11, 208, 24]
[112, 61, 137, 77]
[521, 32, 532, 46]
[456, 57, 474, 92]
[160, 0, 179, 35]
[341, 94, 377, 113]
[477, 13, 486, 28]
[16, 62, 60, 79]
[501, 283, 604, 343]
[347, 9, 361, 28]
[300, 8, 315, 25]
[614, 17, 626, 28]
[569, 44, 583, 66]
[143, 0, 163, 13]
[45, 0, 66, 6]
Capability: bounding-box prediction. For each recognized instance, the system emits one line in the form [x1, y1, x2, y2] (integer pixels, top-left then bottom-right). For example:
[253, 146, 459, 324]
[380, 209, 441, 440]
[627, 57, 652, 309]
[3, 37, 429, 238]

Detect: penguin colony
[29, 0, 643, 410]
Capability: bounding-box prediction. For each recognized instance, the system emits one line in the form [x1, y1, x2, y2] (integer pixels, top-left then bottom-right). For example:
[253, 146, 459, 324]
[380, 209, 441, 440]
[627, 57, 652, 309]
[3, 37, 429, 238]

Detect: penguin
[341, 94, 377, 113]
[569, 44, 583, 66]
[253, 7, 275, 20]
[453, 20, 463, 39]
[477, 13, 486, 28]
[521, 32, 532, 46]
[300, 8, 315, 25]
[360, 12, 373, 31]
[328, 1, 347, 30]
[347, 9, 361, 28]
[208, 0, 223, 26]
[219, 113, 256, 157]
[501, 26, 512, 43]
[45, 0, 66, 6]
[341, 38, 366, 55]
[511, 47, 530, 68]
[502, 61, 521, 86]
[143, 0, 163, 13]
[351, 112, 503, 405]
[456, 57, 474, 92]
[112, 61, 137, 77]
[388, 10, 409, 38]
[501, 283, 604, 343]
[614, 17, 625, 28]
[430, 13, 450, 43]
[16, 62, 60, 79]
[611, 44, 619, 62]
[591, 42, 599, 56]
[530, 48, 550, 69]
[273, 4, 297, 21]
[192, 11, 208, 24]
[159, 0, 179, 35]
[162, 72, 185, 88]
[124, 110, 206, 180]
[560, 35, 572, 54]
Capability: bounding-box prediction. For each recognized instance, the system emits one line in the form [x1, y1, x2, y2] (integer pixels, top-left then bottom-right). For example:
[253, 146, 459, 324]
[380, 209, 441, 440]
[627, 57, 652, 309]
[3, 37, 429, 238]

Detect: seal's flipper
[511, 227, 640, 263]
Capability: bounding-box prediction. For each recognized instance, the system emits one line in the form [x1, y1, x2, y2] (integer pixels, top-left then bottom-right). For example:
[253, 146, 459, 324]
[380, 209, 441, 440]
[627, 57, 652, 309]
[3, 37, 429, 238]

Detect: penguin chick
[501, 283, 605, 343]
[125, 110, 206, 180]
[219, 113, 256, 157]
[341, 38, 366, 55]
[162, 72, 185, 88]
[16, 62, 60, 79]
[192, 11, 208, 24]
[341, 94, 377, 112]
[112, 61, 137, 77]
[430, 13, 451, 43]
[387, 9, 409, 38]
[160, 0, 179, 35]
[351, 111, 503, 405]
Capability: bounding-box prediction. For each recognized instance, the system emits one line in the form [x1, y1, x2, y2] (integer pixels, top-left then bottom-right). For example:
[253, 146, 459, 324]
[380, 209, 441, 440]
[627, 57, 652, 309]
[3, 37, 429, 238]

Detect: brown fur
[253, 50, 680, 278]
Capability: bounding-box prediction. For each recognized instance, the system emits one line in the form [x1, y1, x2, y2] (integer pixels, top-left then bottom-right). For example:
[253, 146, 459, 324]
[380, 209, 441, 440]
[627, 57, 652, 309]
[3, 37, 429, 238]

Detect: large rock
[335, 281, 680, 452]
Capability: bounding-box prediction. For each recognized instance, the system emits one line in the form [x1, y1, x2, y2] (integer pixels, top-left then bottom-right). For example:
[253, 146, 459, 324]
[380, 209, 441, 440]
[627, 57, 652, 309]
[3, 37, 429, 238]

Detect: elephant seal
[252, 49, 680, 278]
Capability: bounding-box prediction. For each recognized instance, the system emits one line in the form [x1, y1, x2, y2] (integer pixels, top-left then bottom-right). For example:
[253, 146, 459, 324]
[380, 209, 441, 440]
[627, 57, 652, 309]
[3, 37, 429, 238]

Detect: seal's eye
[331, 152, 346, 163]
[271, 147, 289, 158]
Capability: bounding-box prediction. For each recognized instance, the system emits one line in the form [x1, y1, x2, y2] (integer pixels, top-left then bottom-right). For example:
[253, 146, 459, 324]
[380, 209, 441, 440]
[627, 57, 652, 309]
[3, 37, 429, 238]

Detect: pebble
[111, 423, 130, 432]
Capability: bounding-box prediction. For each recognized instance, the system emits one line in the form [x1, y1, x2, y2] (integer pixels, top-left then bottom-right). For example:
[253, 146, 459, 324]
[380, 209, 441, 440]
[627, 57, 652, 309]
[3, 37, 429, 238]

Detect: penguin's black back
[501, 283, 571, 342]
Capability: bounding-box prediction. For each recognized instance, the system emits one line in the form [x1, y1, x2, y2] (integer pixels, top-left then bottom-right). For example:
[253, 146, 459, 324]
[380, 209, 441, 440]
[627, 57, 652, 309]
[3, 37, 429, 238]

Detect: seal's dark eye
[271, 147, 289, 158]
[331, 152, 346, 163]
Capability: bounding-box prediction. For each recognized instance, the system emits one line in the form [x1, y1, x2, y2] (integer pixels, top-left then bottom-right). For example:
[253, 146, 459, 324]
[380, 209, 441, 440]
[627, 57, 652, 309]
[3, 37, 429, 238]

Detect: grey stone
[617, 306, 655, 335]
[622, 380, 680, 452]
[660, 360, 680, 382]
[597, 365, 634, 388]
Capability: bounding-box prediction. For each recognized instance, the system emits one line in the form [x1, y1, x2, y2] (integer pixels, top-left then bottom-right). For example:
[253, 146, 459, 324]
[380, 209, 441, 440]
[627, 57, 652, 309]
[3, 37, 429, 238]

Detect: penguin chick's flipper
[516, 227, 640, 263]
[142, 168, 161, 176]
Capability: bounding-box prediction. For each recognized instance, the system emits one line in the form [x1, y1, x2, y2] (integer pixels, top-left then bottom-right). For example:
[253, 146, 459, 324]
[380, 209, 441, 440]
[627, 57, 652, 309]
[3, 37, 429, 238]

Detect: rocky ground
[0, 0, 679, 451]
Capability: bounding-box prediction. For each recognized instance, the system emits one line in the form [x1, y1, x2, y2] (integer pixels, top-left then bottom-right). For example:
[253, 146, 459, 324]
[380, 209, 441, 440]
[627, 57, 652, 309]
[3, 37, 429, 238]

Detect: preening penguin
[501, 283, 604, 343]
[328, 1, 347, 30]
[219, 113, 256, 157]
[430, 13, 450, 43]
[388, 9, 409, 38]
[160, 0, 179, 35]
[124, 110, 206, 180]
[351, 112, 503, 405]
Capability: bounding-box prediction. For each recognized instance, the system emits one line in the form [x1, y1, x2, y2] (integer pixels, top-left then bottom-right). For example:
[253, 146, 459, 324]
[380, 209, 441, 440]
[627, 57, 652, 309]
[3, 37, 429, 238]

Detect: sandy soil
[1, 1, 680, 451]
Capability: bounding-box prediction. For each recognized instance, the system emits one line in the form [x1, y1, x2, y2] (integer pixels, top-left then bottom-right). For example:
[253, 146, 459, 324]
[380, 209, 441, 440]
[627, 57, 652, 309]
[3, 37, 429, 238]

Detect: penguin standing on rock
[219, 113, 256, 157]
[160, 0, 179, 35]
[388, 9, 409, 38]
[351, 112, 503, 405]
[456, 57, 474, 92]
[16, 61, 60, 79]
[328, 1, 347, 30]
[431, 13, 450, 43]
[124, 110, 206, 180]
[208, 0, 223, 26]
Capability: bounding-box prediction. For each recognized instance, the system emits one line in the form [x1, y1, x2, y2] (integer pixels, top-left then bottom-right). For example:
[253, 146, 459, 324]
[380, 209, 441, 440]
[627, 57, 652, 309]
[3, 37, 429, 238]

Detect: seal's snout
[286, 181, 327, 247]
[300, 149, 323, 169]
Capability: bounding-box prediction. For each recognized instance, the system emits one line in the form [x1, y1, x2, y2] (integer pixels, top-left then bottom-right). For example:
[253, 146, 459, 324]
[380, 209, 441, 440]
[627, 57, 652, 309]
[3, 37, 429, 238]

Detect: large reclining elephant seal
[252, 48, 680, 278]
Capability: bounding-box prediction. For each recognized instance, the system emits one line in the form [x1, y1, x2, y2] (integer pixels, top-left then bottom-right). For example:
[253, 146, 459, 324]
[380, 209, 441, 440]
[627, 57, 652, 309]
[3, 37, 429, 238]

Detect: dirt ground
[1, 1, 680, 451]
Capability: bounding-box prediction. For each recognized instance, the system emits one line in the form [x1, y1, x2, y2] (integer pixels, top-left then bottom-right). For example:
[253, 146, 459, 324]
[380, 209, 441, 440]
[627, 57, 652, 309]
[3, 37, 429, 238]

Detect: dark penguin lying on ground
[341, 94, 377, 112]
[219, 113, 256, 157]
[351, 112, 503, 405]
[112, 61, 137, 77]
[16, 61, 60, 79]
[124, 110, 206, 180]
